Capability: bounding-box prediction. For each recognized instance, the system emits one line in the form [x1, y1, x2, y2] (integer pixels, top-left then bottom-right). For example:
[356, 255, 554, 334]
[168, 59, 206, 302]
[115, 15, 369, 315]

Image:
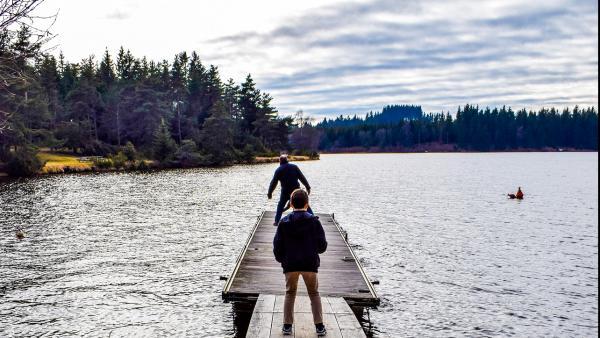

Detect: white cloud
[38, 0, 598, 117]
[105, 10, 131, 20]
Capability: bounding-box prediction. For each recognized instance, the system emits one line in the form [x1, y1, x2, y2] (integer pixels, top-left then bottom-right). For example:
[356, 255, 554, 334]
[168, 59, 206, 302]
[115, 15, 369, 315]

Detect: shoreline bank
[2, 149, 597, 179]
[0, 154, 317, 179]
[321, 146, 598, 154]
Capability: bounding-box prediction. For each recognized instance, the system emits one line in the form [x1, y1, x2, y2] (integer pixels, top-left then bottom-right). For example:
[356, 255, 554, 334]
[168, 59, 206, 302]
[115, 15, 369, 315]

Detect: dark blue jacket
[268, 163, 311, 197]
[273, 211, 327, 273]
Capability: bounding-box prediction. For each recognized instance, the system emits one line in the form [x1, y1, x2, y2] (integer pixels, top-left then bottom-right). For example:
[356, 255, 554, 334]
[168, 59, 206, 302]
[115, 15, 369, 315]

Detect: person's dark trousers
[275, 193, 313, 224]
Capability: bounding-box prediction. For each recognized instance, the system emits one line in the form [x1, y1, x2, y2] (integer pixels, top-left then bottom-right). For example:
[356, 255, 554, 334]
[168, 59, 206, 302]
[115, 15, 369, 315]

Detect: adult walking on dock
[273, 189, 328, 336]
[267, 154, 313, 225]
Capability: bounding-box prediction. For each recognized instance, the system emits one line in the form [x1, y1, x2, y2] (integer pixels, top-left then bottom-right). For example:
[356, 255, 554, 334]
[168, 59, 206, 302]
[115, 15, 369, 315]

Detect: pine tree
[200, 100, 235, 164]
[239, 74, 260, 134]
[152, 118, 177, 163]
[59, 59, 78, 101]
[79, 56, 97, 84]
[11, 25, 41, 69]
[187, 51, 206, 127]
[120, 86, 170, 148]
[205, 65, 223, 119]
[37, 54, 61, 126]
[223, 78, 240, 120]
[116, 47, 135, 82]
[65, 82, 103, 144]
[97, 49, 116, 93]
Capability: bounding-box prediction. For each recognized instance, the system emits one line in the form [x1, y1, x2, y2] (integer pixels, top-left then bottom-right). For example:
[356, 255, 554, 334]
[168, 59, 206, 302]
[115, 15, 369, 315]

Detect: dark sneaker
[282, 324, 293, 335]
[316, 323, 327, 336]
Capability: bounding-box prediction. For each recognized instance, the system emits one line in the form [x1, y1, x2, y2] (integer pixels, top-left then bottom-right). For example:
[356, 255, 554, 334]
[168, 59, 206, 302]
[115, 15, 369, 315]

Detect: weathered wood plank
[246, 311, 274, 338]
[273, 295, 336, 315]
[246, 295, 276, 338]
[295, 295, 312, 314]
[336, 314, 366, 338]
[321, 297, 335, 315]
[269, 313, 286, 338]
[328, 297, 355, 315]
[293, 312, 316, 338]
[273, 294, 284, 313]
[254, 294, 277, 313]
[321, 313, 344, 338]
[248, 296, 365, 338]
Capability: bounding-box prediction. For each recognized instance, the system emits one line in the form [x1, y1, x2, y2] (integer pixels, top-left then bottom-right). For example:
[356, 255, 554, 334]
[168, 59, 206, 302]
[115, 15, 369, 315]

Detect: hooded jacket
[273, 211, 328, 273]
[268, 163, 311, 197]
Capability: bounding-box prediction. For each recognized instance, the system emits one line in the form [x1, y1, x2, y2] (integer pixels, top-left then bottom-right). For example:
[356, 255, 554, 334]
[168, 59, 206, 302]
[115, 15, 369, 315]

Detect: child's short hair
[290, 189, 309, 209]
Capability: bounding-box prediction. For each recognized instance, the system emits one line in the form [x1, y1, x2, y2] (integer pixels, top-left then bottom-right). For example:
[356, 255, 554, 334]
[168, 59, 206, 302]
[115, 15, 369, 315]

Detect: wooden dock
[222, 211, 379, 307]
[246, 295, 366, 337]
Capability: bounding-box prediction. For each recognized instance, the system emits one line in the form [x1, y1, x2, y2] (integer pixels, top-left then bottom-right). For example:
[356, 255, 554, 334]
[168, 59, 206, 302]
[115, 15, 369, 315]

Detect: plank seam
[267, 295, 275, 337]
[329, 297, 347, 338]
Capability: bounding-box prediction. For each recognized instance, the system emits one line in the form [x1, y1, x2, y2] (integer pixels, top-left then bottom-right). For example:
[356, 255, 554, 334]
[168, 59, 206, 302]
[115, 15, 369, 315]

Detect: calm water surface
[0, 153, 598, 337]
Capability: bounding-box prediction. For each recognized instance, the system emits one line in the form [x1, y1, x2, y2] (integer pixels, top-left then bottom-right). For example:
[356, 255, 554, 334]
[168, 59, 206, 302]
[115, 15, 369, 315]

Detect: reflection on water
[0, 153, 598, 337]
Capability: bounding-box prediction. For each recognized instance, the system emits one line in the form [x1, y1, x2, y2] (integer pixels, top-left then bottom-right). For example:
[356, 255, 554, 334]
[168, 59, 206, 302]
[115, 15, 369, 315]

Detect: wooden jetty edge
[223, 211, 379, 336]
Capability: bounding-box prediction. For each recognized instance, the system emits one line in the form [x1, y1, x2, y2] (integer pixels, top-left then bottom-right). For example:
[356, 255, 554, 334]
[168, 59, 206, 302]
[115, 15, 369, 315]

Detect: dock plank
[247, 295, 365, 338]
[293, 313, 316, 338]
[321, 314, 344, 338]
[328, 297, 355, 315]
[337, 314, 365, 338]
[269, 313, 286, 338]
[246, 312, 274, 338]
[254, 294, 277, 313]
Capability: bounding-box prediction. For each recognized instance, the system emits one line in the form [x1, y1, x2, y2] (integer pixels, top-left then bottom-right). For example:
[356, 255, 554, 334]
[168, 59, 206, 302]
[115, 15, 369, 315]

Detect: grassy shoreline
[1, 149, 596, 178]
[0, 152, 317, 178]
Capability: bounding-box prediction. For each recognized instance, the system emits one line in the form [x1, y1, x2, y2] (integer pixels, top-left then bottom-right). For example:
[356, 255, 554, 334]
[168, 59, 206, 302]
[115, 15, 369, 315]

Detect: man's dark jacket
[268, 163, 311, 197]
[273, 211, 327, 273]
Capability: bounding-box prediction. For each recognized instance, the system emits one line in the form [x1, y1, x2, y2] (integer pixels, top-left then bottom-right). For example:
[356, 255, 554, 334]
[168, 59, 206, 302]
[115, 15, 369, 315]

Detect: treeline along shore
[312, 104, 598, 153]
[1, 26, 317, 177]
[1, 27, 597, 178]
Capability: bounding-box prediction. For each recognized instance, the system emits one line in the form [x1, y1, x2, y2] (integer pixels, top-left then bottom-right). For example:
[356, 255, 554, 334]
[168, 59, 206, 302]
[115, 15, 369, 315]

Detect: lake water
[0, 153, 597, 337]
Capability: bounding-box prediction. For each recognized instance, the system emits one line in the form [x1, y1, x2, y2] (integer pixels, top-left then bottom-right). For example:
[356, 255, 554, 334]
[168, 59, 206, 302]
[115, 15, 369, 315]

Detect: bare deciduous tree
[291, 109, 320, 152]
[294, 110, 315, 129]
[1, 0, 54, 32]
[0, 0, 56, 134]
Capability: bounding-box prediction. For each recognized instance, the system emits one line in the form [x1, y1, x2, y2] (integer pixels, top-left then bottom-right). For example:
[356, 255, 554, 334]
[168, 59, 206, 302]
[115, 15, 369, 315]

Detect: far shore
[320, 145, 598, 154]
[0, 153, 317, 179]
[1, 148, 597, 179]
[321, 149, 598, 155]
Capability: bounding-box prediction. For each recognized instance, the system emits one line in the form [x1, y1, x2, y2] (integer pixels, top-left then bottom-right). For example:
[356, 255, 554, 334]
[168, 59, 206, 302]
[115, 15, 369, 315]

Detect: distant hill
[318, 105, 423, 128]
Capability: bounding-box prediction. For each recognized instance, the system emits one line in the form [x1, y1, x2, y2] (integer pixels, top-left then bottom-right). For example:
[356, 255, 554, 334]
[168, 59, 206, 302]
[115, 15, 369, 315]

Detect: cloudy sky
[40, 0, 598, 117]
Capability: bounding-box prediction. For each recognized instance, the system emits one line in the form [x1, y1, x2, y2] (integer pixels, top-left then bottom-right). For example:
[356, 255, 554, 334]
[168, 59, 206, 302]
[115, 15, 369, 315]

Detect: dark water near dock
[0, 153, 597, 337]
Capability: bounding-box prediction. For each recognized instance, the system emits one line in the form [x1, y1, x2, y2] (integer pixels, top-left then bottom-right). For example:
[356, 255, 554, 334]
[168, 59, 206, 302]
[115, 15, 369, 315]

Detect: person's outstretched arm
[273, 225, 285, 262]
[315, 218, 327, 254]
[268, 168, 280, 199]
[297, 167, 311, 194]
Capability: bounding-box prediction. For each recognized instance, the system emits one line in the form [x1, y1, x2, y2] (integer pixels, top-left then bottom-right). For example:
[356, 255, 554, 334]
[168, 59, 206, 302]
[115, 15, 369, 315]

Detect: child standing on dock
[273, 189, 328, 336]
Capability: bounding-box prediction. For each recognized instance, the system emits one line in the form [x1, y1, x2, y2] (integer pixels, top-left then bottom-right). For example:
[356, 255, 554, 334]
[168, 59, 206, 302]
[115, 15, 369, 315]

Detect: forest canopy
[315, 105, 598, 152]
[0, 25, 293, 169]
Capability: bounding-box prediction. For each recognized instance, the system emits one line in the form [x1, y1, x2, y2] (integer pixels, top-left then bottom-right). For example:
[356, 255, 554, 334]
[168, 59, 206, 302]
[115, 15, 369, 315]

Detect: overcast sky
[39, 0, 598, 117]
